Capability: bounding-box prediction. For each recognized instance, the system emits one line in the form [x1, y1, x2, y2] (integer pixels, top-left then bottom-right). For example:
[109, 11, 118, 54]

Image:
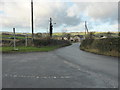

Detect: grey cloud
[35, 2, 81, 28]
[1, 1, 118, 32]
[86, 2, 118, 23]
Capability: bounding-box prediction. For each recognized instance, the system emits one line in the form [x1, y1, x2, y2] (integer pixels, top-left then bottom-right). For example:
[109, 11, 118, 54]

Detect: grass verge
[80, 47, 120, 57]
[1, 44, 70, 53]
[80, 38, 120, 57]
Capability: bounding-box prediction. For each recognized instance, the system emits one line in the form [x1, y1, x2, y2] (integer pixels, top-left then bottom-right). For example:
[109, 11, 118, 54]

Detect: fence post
[26, 34, 28, 47]
[13, 28, 16, 50]
[13, 28, 18, 50]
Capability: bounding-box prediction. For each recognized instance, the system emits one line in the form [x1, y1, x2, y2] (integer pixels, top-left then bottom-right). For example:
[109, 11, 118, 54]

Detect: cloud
[65, 22, 85, 32]
[71, 0, 119, 2]
[0, 0, 118, 32]
[67, 4, 80, 17]
[66, 22, 118, 32]
[66, 2, 118, 24]
[0, 1, 31, 28]
[34, 2, 82, 28]
[1, 1, 82, 29]
[85, 2, 118, 22]
[90, 23, 118, 32]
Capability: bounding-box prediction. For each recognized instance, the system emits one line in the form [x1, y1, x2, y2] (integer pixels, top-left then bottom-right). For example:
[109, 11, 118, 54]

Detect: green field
[53, 32, 86, 36]
[1, 35, 26, 40]
[1, 32, 119, 41]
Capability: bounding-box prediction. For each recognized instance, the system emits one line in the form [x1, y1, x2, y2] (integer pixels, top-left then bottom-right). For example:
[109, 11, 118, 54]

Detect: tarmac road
[2, 43, 118, 88]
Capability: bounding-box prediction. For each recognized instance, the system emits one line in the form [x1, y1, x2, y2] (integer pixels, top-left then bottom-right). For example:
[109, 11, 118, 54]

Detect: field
[1, 32, 71, 53]
[1, 32, 119, 42]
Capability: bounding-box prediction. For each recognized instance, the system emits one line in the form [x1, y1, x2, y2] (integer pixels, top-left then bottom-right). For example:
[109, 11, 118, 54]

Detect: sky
[0, 0, 119, 33]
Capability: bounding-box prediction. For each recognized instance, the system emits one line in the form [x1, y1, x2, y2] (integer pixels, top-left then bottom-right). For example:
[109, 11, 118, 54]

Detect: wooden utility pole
[25, 34, 28, 47]
[13, 28, 18, 50]
[31, 0, 34, 41]
[13, 28, 16, 50]
[49, 18, 53, 37]
[85, 21, 89, 34]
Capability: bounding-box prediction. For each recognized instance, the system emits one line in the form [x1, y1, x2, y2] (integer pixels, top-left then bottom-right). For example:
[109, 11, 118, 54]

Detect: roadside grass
[80, 48, 120, 57]
[1, 38, 71, 53]
[1, 45, 63, 53]
[80, 37, 120, 57]
[0, 44, 71, 53]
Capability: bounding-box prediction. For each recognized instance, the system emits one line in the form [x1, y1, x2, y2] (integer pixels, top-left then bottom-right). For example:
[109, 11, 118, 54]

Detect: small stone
[13, 75, 17, 77]
[36, 76, 39, 78]
[53, 76, 56, 78]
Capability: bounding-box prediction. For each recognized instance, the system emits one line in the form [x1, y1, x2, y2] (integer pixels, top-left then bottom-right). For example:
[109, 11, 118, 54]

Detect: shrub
[85, 32, 95, 39]
[80, 39, 94, 49]
[80, 37, 120, 53]
[33, 39, 71, 47]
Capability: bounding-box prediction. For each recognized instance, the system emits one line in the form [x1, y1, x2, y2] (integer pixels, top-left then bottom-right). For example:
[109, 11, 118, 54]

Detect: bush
[7, 38, 71, 47]
[33, 39, 71, 47]
[80, 37, 120, 53]
[85, 32, 95, 39]
[80, 39, 94, 49]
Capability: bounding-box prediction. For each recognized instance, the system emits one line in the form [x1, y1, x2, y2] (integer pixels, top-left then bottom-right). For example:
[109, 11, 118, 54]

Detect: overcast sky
[0, 0, 119, 33]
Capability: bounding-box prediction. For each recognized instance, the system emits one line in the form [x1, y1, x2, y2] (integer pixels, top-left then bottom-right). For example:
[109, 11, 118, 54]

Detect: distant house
[100, 35, 113, 39]
[60, 34, 85, 42]
[63, 37, 68, 40]
[69, 35, 84, 42]
[100, 36, 107, 39]
[74, 35, 84, 42]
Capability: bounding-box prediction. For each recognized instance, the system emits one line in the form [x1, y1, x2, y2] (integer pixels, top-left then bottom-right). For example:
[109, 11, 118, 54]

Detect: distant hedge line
[15, 39, 71, 47]
[2, 38, 71, 47]
[80, 37, 120, 57]
[33, 39, 71, 47]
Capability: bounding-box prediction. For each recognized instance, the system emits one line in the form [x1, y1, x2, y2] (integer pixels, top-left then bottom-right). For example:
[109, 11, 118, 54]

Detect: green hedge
[17, 39, 71, 47]
[33, 39, 71, 47]
[93, 38, 119, 52]
[80, 37, 120, 56]
[2, 38, 71, 47]
[80, 39, 94, 49]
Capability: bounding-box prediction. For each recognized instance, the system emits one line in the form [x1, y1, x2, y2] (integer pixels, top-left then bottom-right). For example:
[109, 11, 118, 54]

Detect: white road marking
[63, 60, 80, 70]
[3, 74, 71, 79]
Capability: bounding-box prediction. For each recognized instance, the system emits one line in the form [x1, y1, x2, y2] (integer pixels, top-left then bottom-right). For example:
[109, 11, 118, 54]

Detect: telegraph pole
[25, 34, 28, 47]
[13, 28, 16, 50]
[13, 28, 18, 50]
[49, 18, 53, 37]
[85, 21, 89, 34]
[31, 0, 34, 41]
